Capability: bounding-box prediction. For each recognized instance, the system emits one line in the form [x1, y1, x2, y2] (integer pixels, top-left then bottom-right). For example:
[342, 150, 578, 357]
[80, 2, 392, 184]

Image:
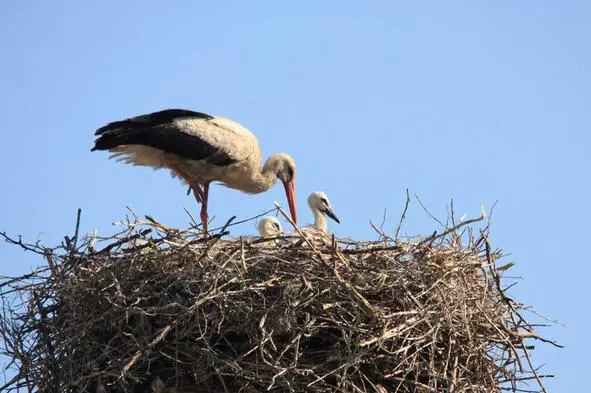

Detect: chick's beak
[282, 180, 298, 225]
[323, 206, 341, 223]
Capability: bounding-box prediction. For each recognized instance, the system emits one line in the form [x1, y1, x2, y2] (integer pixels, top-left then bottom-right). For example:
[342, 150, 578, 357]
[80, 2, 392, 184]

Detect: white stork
[301, 191, 340, 235]
[257, 216, 283, 237]
[91, 109, 298, 232]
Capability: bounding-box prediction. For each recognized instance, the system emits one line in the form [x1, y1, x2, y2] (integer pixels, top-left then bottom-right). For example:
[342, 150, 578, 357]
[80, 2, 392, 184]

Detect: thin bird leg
[200, 183, 210, 233]
[168, 163, 203, 203]
[190, 184, 205, 204]
[166, 163, 208, 232]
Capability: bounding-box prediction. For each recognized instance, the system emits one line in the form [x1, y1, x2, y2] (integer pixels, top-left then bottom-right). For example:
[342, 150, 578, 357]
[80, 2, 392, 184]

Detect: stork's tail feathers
[91, 126, 142, 151]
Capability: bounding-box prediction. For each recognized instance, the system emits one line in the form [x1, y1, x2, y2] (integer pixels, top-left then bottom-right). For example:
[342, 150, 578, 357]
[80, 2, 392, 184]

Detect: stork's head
[265, 153, 298, 225]
[308, 191, 340, 223]
[257, 216, 283, 237]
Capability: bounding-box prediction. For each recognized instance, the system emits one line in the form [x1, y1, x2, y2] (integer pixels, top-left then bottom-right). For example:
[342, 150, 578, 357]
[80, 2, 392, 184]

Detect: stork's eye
[273, 222, 281, 231]
[279, 167, 294, 183]
[321, 198, 328, 205]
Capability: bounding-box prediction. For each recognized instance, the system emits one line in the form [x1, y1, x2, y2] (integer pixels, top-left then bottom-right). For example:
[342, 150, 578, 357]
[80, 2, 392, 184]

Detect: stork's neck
[312, 208, 328, 233]
[242, 168, 277, 194]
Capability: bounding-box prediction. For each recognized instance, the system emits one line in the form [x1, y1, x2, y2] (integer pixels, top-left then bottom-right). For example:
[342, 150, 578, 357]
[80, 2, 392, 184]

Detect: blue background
[1, 2, 589, 391]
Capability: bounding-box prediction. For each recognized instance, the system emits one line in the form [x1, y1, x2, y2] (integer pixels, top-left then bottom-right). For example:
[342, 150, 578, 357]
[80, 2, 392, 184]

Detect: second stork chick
[301, 191, 340, 236]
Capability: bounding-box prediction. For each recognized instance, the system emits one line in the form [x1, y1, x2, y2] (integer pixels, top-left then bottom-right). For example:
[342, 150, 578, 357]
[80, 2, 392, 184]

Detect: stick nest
[1, 211, 559, 393]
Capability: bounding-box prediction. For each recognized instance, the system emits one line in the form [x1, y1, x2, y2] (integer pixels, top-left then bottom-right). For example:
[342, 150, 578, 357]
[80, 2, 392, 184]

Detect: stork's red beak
[282, 180, 298, 225]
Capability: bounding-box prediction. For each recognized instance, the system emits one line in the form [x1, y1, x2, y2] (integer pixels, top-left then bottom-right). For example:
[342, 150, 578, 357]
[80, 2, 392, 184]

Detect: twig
[70, 208, 82, 255]
[274, 203, 325, 262]
[94, 229, 152, 254]
[418, 205, 486, 247]
[207, 208, 278, 233]
[200, 216, 236, 256]
[395, 189, 411, 240]
[415, 194, 445, 227]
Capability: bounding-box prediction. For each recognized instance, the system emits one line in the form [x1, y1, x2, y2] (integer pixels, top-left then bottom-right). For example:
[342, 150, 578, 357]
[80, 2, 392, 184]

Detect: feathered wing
[94, 109, 213, 137]
[91, 109, 256, 167]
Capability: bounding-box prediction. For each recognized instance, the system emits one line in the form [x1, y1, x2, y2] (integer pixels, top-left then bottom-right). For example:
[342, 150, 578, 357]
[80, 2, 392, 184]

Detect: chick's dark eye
[321, 198, 328, 205]
[273, 222, 281, 230]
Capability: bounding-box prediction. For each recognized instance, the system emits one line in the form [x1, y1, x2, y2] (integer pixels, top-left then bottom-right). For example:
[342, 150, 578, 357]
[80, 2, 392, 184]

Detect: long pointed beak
[282, 180, 298, 225]
[322, 207, 340, 223]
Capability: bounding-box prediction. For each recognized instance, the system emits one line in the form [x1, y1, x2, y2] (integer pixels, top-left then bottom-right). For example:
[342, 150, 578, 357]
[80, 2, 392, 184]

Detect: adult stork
[91, 109, 298, 232]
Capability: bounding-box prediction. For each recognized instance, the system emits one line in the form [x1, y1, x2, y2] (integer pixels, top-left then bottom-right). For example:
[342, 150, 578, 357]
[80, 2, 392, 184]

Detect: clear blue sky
[1, 1, 589, 390]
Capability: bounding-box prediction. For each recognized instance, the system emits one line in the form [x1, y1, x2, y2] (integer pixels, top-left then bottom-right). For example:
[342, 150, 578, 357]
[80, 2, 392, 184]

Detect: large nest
[0, 208, 559, 393]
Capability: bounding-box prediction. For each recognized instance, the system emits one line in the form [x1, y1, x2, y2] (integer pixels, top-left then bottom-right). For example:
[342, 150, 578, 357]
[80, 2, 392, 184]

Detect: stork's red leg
[167, 163, 209, 232]
[191, 184, 204, 204]
[168, 164, 202, 203]
[200, 183, 210, 233]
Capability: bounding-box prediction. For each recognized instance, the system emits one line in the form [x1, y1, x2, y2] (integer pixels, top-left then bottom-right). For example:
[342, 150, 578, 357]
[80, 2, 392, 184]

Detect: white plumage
[257, 216, 283, 237]
[92, 109, 298, 232]
[301, 191, 340, 236]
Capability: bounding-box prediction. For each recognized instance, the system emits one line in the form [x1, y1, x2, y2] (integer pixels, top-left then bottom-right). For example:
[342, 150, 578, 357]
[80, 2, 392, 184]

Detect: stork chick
[302, 191, 340, 235]
[257, 216, 283, 237]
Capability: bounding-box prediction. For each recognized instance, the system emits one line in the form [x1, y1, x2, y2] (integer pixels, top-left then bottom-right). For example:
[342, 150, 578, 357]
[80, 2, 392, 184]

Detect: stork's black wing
[91, 109, 235, 165]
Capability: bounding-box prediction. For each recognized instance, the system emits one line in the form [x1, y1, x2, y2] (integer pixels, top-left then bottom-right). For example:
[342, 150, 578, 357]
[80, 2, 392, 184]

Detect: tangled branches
[0, 208, 560, 393]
